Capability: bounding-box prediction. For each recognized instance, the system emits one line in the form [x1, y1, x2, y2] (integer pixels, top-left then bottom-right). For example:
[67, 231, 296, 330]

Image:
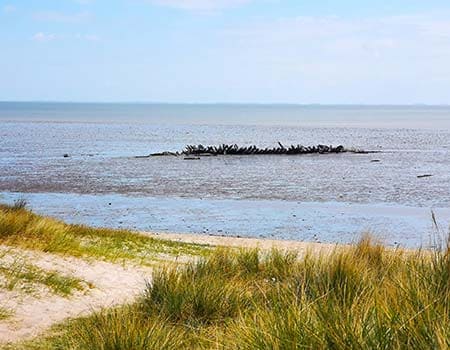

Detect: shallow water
[1, 103, 450, 247]
[1, 121, 450, 207]
[2, 102, 450, 128]
[1, 192, 450, 248]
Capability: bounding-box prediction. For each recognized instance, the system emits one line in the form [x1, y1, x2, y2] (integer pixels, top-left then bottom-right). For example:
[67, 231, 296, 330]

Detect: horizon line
[1, 100, 450, 107]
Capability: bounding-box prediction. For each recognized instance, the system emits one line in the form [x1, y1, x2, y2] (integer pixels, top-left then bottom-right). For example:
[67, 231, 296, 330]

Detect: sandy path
[0, 246, 153, 344]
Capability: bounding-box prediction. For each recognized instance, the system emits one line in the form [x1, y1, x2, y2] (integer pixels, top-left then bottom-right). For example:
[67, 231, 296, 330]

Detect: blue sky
[1, 0, 450, 104]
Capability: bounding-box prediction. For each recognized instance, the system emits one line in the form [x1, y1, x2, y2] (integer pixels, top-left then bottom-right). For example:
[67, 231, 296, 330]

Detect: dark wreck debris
[148, 151, 179, 157]
[181, 143, 349, 155]
[135, 143, 378, 158]
[417, 174, 433, 178]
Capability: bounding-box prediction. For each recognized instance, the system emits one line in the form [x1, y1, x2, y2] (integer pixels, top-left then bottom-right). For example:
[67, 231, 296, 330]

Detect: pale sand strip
[144, 231, 345, 254]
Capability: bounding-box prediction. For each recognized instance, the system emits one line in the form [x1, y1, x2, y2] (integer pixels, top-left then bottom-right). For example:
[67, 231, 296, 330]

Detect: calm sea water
[1, 102, 450, 247]
[2, 102, 450, 128]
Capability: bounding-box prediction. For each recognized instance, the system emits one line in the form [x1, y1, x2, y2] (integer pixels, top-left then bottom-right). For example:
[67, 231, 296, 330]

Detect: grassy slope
[0, 203, 210, 265]
[2, 202, 450, 349]
[11, 237, 450, 350]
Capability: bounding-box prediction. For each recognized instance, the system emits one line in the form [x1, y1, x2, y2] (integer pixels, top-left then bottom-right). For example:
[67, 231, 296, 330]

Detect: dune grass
[0, 203, 209, 265]
[0, 253, 90, 296]
[0, 307, 12, 321]
[15, 236, 450, 349]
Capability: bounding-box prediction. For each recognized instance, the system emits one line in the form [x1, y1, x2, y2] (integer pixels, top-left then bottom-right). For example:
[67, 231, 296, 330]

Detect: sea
[1, 102, 450, 248]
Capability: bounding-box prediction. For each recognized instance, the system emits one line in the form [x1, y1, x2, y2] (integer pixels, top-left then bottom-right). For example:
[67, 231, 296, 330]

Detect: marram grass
[0, 253, 89, 296]
[0, 203, 210, 265]
[18, 236, 450, 350]
[0, 307, 12, 321]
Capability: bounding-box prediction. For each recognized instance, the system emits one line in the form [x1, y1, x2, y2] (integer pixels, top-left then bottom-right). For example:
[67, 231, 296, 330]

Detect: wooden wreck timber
[143, 143, 374, 157]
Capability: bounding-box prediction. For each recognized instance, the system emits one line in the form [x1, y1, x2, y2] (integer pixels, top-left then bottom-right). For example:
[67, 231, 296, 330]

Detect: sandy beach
[145, 231, 343, 253]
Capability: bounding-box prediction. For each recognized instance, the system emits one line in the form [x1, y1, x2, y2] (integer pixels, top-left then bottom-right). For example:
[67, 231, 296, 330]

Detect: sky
[1, 0, 450, 104]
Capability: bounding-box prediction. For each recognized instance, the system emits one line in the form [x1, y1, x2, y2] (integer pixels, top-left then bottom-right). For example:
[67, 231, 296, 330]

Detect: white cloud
[75, 33, 101, 41]
[33, 11, 91, 23]
[211, 13, 450, 103]
[151, 0, 251, 11]
[222, 14, 450, 63]
[32, 32, 100, 43]
[32, 32, 57, 42]
[2, 4, 16, 13]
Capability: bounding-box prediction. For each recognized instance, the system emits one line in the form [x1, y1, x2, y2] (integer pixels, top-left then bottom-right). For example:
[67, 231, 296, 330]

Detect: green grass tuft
[58, 306, 187, 350]
[0, 307, 13, 321]
[0, 256, 89, 296]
